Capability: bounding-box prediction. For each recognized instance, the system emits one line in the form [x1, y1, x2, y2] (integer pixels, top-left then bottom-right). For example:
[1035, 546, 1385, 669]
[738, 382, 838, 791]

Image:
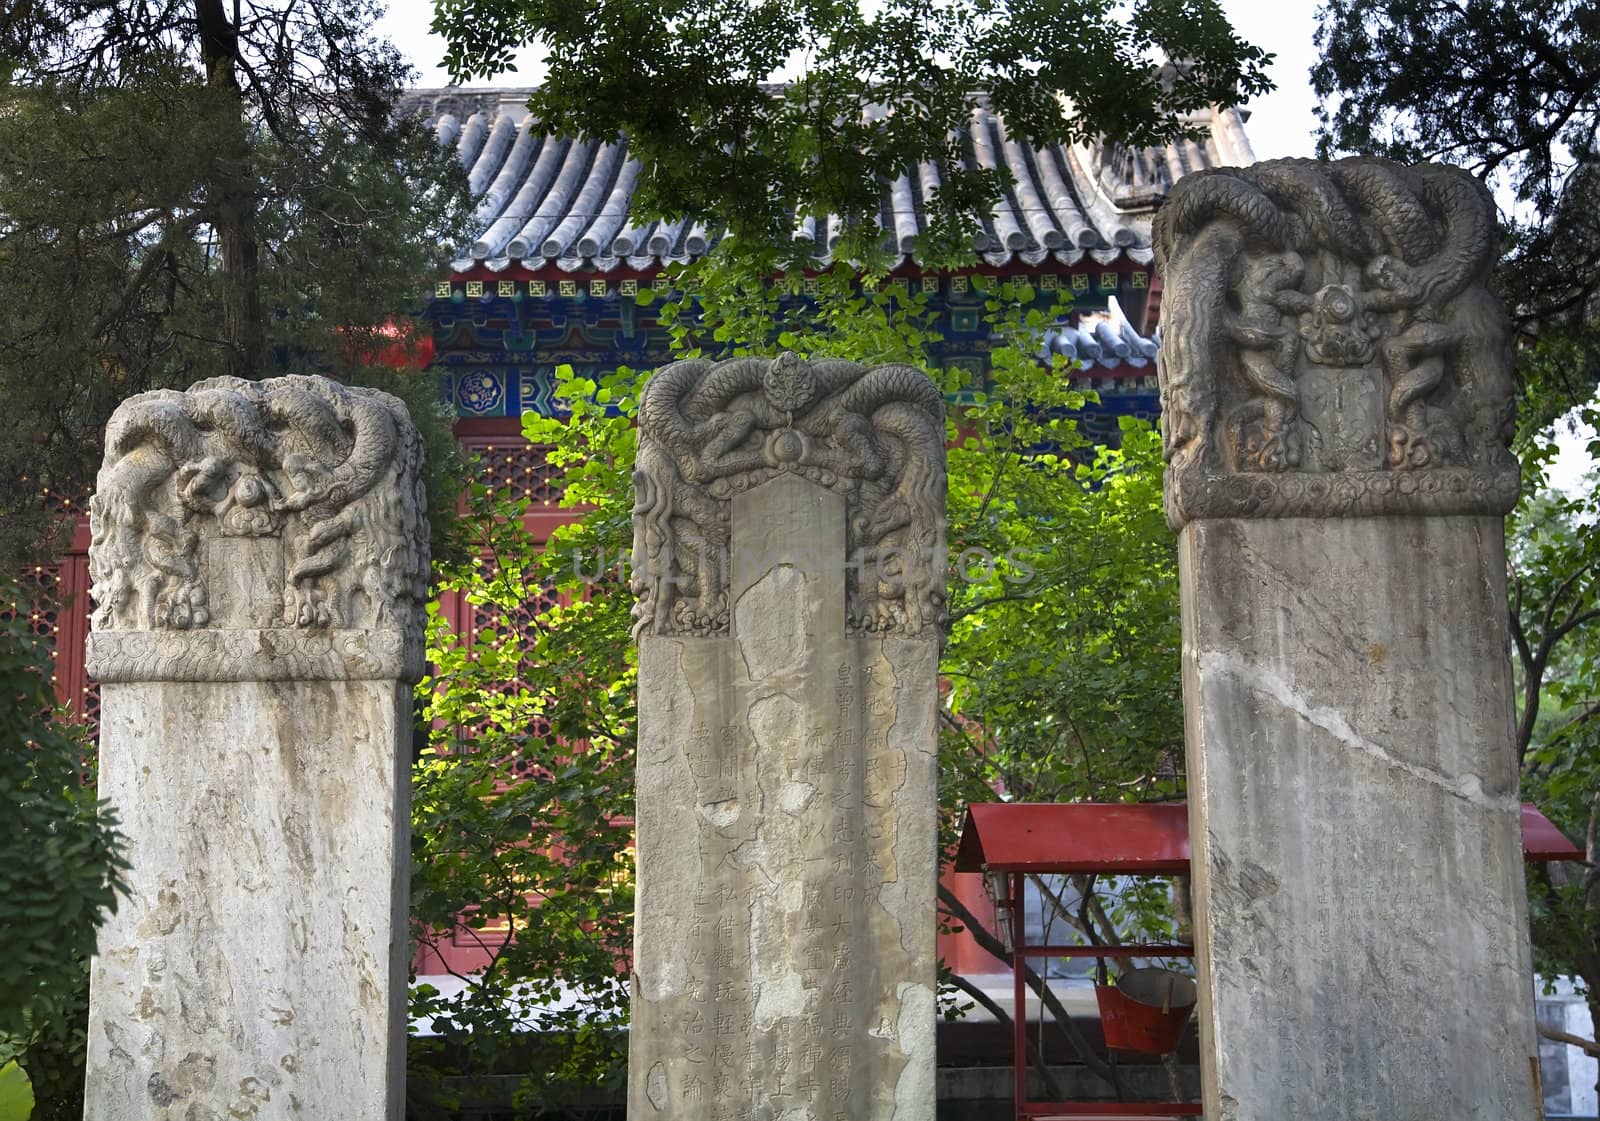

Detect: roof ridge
[399, 89, 1253, 271]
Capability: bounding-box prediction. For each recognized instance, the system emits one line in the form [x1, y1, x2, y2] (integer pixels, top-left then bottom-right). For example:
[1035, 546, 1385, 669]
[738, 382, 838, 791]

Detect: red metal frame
[959, 801, 1583, 1121]
[1005, 865, 1200, 1119]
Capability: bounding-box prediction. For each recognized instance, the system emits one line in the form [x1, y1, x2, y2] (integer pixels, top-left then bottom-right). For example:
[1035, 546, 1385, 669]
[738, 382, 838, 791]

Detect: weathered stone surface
[85, 627, 417, 683]
[629, 355, 945, 1121]
[1180, 515, 1539, 1119]
[83, 374, 426, 1121]
[1153, 157, 1520, 528]
[83, 681, 411, 1120]
[1159, 158, 1540, 1119]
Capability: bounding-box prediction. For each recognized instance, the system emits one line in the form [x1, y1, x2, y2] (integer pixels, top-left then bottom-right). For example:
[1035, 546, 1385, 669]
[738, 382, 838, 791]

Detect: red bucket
[1094, 968, 1197, 1054]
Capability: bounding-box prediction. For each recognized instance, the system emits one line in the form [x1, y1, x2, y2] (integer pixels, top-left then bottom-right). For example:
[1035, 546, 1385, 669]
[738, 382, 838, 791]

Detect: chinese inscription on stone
[629, 355, 946, 1120]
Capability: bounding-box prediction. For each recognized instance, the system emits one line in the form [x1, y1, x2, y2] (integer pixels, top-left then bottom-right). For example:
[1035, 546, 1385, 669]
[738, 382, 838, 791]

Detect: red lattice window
[438, 574, 562, 949]
[469, 577, 560, 656]
[3, 564, 64, 689]
[460, 437, 561, 506]
[80, 681, 101, 741]
[59, 556, 95, 733]
[4, 564, 62, 638]
[2, 558, 97, 736]
[466, 578, 559, 753]
[40, 490, 88, 520]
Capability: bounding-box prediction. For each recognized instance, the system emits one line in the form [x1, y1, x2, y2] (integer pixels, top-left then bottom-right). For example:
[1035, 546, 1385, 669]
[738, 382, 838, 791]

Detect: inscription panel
[630, 475, 937, 1120]
[1299, 366, 1384, 473]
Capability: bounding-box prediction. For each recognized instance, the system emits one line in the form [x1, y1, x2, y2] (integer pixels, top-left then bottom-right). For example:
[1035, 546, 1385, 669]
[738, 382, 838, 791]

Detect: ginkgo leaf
[0, 1061, 35, 1121]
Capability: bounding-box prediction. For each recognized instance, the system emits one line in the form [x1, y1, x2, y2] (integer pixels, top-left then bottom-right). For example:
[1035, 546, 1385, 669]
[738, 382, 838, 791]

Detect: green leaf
[0, 1061, 34, 1121]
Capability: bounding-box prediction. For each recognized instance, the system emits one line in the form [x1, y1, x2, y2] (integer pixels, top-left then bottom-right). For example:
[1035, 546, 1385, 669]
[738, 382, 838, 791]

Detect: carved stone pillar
[1155, 158, 1538, 1118]
[82, 376, 428, 1121]
[627, 355, 945, 1120]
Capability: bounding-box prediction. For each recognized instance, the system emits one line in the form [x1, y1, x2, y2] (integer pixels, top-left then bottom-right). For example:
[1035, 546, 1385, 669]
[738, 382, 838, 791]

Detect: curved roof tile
[401, 88, 1255, 274]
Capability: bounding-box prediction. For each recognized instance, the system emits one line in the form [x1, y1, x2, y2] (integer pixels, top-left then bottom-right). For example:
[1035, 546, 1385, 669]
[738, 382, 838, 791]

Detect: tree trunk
[195, 0, 263, 380]
[939, 883, 1124, 1097]
[1588, 795, 1600, 1109]
[217, 194, 263, 379]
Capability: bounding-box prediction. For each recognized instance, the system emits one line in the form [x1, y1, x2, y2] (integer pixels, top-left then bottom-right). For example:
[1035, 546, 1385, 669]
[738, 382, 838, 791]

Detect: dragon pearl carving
[88, 375, 427, 639]
[630, 354, 948, 640]
[1153, 157, 1519, 528]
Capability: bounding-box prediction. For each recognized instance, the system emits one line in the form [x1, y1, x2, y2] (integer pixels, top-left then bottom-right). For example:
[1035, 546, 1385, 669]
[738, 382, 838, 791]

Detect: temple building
[404, 87, 1253, 493]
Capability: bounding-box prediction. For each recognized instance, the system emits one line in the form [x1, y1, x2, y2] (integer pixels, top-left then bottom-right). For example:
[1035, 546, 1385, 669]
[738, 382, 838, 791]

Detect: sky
[1216, 0, 1323, 161]
[374, 0, 1594, 488]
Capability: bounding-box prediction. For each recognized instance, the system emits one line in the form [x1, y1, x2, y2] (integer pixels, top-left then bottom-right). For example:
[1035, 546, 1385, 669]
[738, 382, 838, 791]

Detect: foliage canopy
[432, 0, 1271, 258]
[1511, 447, 1600, 1062]
[0, 582, 124, 1092]
[0, 0, 474, 567]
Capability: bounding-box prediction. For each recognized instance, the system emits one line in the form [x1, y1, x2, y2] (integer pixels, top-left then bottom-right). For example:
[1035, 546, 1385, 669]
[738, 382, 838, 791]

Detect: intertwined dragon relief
[631, 354, 948, 639]
[86, 376, 427, 681]
[1154, 157, 1519, 528]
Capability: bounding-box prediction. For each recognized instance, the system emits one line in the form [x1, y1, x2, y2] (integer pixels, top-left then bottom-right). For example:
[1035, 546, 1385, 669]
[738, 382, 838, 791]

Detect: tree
[409, 471, 637, 1117]
[432, 0, 1271, 260]
[0, 579, 126, 1121]
[1311, 0, 1600, 432]
[1510, 443, 1600, 1092]
[0, 3, 473, 1109]
[0, 2, 475, 567]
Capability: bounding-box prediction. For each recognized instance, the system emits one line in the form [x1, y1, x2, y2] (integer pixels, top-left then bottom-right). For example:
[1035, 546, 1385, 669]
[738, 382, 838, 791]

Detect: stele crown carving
[1153, 157, 1519, 528]
[86, 375, 427, 682]
[631, 353, 948, 640]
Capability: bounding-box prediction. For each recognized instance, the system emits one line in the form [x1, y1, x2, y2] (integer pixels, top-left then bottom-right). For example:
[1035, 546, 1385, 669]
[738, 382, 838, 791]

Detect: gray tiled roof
[400, 88, 1255, 275]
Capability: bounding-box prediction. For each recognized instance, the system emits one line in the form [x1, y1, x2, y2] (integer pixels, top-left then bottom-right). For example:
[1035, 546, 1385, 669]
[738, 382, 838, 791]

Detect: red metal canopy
[1522, 804, 1586, 862]
[954, 802, 1190, 875]
[954, 801, 1582, 874]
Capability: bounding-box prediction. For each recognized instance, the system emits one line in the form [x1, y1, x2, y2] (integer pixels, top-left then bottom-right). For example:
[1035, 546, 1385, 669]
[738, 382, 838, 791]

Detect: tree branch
[1538, 1021, 1600, 1059]
[90, 212, 209, 338]
[1029, 873, 1094, 942]
[943, 971, 1068, 1100]
[938, 882, 1123, 1096]
[949, 575, 1074, 623]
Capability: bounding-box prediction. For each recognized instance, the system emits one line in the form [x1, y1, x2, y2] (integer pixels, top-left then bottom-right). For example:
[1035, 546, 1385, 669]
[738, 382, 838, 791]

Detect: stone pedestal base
[1180, 516, 1539, 1119]
[83, 679, 411, 1121]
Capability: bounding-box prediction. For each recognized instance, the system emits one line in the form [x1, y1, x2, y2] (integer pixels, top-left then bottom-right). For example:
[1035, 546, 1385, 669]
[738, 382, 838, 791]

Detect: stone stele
[628, 354, 946, 1121]
[82, 375, 428, 1121]
[1155, 158, 1539, 1118]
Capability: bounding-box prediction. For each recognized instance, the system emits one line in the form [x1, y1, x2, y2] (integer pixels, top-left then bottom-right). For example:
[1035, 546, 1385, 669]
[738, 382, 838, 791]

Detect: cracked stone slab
[1179, 515, 1541, 1120]
[630, 474, 939, 1120]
